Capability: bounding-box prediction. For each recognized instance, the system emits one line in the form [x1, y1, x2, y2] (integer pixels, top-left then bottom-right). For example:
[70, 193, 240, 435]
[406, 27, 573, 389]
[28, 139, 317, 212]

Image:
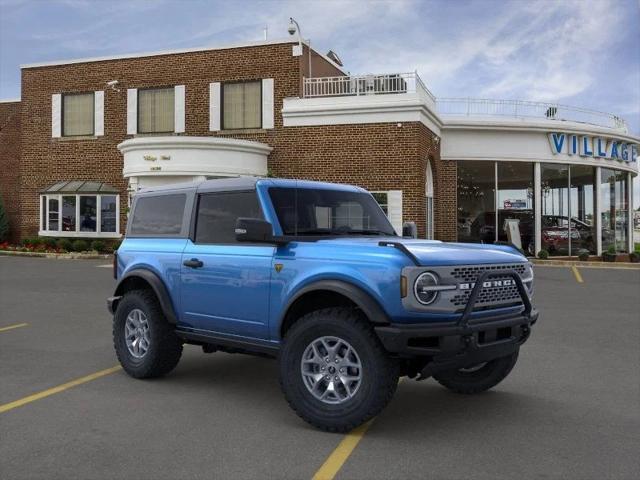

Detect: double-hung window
[62, 92, 94, 136]
[138, 87, 175, 133]
[222, 81, 262, 130]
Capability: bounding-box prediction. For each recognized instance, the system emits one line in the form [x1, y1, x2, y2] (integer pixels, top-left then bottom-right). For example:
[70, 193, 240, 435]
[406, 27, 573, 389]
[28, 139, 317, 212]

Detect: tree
[0, 195, 9, 242]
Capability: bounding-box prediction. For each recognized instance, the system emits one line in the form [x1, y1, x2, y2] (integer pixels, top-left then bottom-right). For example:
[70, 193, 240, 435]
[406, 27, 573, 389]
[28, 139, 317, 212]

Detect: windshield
[268, 187, 397, 237]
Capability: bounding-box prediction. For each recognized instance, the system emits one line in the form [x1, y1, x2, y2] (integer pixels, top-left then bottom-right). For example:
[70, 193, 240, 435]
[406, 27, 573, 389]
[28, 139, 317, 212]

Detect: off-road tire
[279, 307, 400, 433]
[113, 289, 183, 379]
[433, 349, 519, 394]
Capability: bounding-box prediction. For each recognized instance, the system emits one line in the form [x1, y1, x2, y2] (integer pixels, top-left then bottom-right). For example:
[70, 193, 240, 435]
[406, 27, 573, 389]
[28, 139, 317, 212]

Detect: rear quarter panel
[117, 238, 188, 316]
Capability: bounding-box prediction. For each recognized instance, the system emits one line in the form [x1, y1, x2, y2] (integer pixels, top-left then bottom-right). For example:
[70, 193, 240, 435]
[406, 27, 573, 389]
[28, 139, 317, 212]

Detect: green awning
[41, 181, 119, 194]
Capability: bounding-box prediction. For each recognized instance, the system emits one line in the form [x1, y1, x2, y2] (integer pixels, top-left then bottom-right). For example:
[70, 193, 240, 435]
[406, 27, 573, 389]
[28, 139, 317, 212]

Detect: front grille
[449, 264, 529, 310]
[451, 264, 527, 282]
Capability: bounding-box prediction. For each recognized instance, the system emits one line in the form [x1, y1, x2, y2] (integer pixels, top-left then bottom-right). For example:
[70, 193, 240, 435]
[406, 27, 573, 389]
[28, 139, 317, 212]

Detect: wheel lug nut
[321, 367, 325, 371]
[325, 375, 330, 380]
[325, 357, 330, 362]
[334, 376, 339, 381]
[335, 359, 339, 363]
[339, 368, 344, 373]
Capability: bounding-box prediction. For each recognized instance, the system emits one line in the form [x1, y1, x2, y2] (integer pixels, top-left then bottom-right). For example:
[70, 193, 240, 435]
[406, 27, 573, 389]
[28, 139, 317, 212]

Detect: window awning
[41, 181, 119, 194]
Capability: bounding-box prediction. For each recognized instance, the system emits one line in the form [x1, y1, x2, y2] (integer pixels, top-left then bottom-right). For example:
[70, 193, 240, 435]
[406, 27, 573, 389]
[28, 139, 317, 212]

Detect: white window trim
[51, 94, 62, 138]
[127, 88, 137, 135]
[209, 82, 221, 131]
[38, 193, 121, 238]
[174, 85, 185, 133]
[94, 90, 104, 136]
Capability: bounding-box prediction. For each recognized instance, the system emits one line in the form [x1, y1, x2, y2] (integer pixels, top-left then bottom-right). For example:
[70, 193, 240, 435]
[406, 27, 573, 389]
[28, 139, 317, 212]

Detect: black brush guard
[374, 270, 537, 378]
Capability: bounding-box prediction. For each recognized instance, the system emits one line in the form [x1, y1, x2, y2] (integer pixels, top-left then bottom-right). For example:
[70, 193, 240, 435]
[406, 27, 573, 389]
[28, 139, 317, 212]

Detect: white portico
[118, 136, 271, 191]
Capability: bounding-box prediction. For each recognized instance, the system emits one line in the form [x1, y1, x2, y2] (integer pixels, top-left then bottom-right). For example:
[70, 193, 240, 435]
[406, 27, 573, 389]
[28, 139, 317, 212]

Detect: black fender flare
[111, 269, 178, 324]
[280, 279, 391, 328]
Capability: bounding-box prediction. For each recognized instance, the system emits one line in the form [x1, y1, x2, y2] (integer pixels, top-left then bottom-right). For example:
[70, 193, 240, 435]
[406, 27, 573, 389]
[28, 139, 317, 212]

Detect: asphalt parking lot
[0, 256, 638, 480]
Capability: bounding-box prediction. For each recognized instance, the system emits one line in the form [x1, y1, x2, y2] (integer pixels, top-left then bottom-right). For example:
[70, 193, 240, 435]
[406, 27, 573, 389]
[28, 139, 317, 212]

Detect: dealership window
[457, 161, 496, 244]
[62, 92, 94, 136]
[138, 87, 175, 133]
[371, 192, 388, 214]
[497, 162, 534, 253]
[601, 169, 628, 253]
[222, 81, 261, 129]
[569, 165, 596, 254]
[39, 181, 120, 237]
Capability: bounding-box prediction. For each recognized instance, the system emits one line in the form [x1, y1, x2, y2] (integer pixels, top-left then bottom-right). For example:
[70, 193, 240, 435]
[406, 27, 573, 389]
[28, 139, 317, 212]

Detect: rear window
[129, 194, 186, 236]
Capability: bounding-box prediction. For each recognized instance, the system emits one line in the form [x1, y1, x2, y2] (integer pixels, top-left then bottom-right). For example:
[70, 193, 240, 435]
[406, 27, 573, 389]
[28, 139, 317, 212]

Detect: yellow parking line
[571, 265, 584, 283]
[0, 365, 121, 414]
[0, 323, 28, 333]
[312, 378, 404, 480]
[312, 419, 375, 480]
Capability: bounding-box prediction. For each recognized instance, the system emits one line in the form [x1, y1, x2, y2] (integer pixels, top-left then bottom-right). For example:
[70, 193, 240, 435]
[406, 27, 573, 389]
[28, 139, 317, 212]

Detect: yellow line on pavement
[0, 323, 28, 333]
[0, 365, 121, 414]
[571, 265, 584, 283]
[312, 419, 375, 480]
[312, 378, 404, 480]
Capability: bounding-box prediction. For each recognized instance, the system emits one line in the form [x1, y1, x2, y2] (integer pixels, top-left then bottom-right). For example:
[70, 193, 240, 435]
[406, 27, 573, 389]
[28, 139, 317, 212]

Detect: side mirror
[235, 217, 275, 243]
[402, 221, 418, 239]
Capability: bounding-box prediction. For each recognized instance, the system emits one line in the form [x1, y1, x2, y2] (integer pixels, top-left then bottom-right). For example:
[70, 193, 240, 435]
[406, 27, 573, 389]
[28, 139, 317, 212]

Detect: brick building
[1, 38, 638, 255]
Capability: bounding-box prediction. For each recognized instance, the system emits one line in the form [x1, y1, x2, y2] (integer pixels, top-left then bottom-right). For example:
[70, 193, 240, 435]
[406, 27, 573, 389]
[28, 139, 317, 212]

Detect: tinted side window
[195, 191, 263, 244]
[130, 194, 186, 236]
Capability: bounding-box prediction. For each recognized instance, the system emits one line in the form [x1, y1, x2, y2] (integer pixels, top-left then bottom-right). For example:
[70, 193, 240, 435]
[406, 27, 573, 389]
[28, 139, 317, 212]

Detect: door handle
[183, 258, 204, 268]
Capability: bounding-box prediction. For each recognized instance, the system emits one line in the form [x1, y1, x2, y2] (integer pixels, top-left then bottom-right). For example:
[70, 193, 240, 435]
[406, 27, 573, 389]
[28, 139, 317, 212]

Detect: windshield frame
[266, 186, 397, 239]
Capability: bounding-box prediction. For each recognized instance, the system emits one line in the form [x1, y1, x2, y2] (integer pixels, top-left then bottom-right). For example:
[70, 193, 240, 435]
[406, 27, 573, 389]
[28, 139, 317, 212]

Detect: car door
[180, 190, 275, 339]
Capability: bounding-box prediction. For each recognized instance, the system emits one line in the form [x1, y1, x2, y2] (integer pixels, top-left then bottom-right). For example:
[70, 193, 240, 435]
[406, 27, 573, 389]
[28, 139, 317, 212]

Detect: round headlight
[414, 272, 439, 305]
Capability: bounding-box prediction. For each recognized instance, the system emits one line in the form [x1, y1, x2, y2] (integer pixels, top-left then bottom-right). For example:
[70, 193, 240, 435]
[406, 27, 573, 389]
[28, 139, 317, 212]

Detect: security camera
[288, 18, 297, 35]
[106, 80, 120, 92]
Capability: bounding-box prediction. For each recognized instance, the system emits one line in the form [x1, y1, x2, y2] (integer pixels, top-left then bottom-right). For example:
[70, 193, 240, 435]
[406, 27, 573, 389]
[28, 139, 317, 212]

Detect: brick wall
[15, 40, 452, 241]
[0, 101, 21, 242]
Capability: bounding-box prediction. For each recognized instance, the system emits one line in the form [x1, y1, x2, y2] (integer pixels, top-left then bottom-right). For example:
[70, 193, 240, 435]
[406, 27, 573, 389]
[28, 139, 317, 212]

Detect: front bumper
[376, 268, 538, 375]
[375, 308, 537, 357]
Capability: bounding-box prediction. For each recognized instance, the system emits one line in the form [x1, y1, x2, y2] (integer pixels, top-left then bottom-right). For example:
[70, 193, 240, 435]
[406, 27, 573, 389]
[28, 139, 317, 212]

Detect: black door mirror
[235, 217, 275, 243]
[402, 221, 418, 239]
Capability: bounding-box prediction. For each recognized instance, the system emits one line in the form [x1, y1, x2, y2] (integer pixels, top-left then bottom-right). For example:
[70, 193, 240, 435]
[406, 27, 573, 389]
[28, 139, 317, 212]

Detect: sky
[1, 0, 639, 204]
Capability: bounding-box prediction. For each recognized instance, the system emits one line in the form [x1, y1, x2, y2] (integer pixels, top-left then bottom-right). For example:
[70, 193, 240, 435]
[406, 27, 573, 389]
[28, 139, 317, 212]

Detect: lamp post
[288, 17, 312, 80]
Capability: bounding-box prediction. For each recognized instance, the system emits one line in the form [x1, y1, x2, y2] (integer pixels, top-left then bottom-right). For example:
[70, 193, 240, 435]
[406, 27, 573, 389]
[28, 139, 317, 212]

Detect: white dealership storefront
[442, 111, 638, 256]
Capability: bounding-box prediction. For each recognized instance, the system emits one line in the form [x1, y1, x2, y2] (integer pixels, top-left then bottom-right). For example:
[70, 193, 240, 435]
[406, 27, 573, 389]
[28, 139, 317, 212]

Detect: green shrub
[606, 244, 616, 255]
[111, 239, 122, 252]
[20, 237, 35, 246]
[57, 238, 73, 252]
[41, 237, 57, 249]
[90, 240, 106, 252]
[71, 239, 89, 252]
[577, 250, 589, 261]
[537, 249, 549, 260]
[0, 195, 9, 242]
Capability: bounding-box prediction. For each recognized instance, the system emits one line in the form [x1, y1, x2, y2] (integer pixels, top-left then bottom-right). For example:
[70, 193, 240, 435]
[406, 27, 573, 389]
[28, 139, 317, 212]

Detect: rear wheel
[433, 349, 519, 394]
[113, 289, 183, 379]
[279, 307, 399, 432]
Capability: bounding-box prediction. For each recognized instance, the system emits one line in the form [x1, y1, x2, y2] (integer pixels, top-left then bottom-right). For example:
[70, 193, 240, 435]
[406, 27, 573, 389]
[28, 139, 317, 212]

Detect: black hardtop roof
[135, 177, 260, 196]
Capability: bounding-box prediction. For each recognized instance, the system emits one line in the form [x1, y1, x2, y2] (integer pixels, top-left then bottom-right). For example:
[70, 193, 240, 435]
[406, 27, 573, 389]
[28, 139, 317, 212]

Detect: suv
[109, 177, 537, 432]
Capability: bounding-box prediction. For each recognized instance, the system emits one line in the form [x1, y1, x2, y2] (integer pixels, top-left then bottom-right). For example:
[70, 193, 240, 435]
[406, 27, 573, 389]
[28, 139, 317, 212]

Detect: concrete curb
[0, 250, 112, 260]
[531, 259, 640, 270]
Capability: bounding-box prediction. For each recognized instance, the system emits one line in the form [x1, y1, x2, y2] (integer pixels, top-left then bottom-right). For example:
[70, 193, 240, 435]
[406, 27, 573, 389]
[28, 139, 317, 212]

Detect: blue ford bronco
[109, 177, 537, 432]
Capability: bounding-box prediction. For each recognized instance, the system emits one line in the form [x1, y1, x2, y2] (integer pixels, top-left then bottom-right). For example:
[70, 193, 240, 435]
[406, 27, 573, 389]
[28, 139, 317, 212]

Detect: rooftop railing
[301, 73, 627, 132]
[435, 98, 627, 131]
[303, 72, 436, 102]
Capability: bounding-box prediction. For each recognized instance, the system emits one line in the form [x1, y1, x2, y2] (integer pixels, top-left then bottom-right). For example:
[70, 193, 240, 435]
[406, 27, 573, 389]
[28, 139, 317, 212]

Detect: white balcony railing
[303, 72, 435, 101]
[302, 74, 628, 132]
[436, 98, 627, 131]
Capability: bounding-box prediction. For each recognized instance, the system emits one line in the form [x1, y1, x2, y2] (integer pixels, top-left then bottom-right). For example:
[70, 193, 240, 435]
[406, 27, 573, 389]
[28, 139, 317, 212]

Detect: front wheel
[279, 308, 399, 433]
[433, 349, 519, 394]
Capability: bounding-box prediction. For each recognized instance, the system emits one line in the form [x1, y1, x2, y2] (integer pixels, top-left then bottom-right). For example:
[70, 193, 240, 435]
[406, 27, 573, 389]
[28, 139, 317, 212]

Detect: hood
[313, 237, 527, 266]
